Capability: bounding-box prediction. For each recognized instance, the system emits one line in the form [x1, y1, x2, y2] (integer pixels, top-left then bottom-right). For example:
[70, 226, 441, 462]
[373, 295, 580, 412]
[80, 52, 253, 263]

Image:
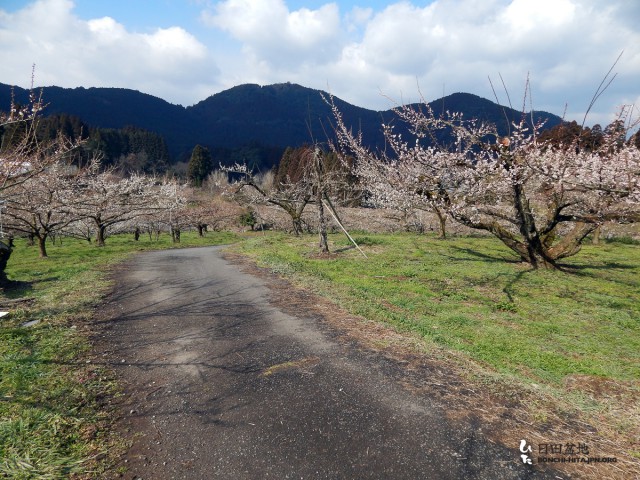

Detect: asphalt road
[94, 246, 560, 480]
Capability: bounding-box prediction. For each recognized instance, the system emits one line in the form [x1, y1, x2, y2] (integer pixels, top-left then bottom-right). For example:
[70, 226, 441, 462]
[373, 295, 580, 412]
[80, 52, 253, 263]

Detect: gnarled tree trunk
[0, 239, 12, 285]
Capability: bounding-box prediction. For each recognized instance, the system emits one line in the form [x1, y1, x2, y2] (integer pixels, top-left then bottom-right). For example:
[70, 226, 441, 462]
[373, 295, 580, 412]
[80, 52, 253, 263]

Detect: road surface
[94, 246, 559, 479]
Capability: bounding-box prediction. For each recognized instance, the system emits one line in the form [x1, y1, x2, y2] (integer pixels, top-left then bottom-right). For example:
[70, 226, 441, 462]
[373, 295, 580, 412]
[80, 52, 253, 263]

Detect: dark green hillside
[0, 85, 186, 127]
[187, 83, 389, 150]
[0, 82, 564, 171]
[429, 92, 563, 134]
[0, 83, 193, 158]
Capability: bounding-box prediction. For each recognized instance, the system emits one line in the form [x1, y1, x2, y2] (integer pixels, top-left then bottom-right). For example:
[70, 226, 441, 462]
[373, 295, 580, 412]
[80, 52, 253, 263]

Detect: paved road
[95, 246, 558, 479]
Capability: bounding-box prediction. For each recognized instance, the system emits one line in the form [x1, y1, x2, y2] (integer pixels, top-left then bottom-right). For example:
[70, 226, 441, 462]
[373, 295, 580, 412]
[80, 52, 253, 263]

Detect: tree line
[0, 113, 171, 174]
[0, 91, 248, 283]
[2, 83, 638, 279]
[168, 96, 640, 269]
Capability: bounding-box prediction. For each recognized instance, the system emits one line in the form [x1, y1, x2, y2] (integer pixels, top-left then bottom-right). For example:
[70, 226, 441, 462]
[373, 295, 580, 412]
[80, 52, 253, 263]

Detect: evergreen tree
[188, 145, 213, 187]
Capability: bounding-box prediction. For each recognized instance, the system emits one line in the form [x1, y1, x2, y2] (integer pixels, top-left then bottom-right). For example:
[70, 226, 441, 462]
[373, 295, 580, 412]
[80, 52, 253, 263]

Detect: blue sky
[1, 0, 639, 126]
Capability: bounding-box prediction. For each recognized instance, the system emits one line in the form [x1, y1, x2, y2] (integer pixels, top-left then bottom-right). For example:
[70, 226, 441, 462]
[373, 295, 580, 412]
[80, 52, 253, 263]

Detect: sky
[0, 0, 639, 126]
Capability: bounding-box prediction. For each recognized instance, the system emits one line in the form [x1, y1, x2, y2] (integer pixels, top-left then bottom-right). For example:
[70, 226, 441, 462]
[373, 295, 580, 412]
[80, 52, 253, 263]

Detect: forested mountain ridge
[187, 83, 388, 152]
[0, 81, 563, 167]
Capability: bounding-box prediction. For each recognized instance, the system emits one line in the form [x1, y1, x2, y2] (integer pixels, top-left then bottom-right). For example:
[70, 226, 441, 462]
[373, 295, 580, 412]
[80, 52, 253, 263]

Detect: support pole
[321, 198, 367, 258]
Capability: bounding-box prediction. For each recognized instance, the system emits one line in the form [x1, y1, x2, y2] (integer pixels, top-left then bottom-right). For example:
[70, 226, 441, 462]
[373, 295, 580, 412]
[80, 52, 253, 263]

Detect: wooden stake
[321, 198, 367, 258]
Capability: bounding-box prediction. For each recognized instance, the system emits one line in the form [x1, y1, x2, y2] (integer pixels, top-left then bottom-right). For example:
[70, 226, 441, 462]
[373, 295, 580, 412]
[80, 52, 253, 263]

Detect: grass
[0, 230, 238, 479]
[2, 228, 638, 476]
[232, 232, 640, 461]
[234, 232, 640, 385]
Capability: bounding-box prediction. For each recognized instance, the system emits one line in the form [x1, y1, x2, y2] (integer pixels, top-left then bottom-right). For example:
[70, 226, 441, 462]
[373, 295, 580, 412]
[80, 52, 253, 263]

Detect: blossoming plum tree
[3, 161, 80, 257]
[0, 84, 84, 280]
[223, 160, 313, 236]
[329, 95, 640, 269]
[69, 160, 181, 246]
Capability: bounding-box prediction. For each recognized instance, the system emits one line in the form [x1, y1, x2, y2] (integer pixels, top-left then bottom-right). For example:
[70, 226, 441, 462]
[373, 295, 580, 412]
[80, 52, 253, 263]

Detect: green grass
[2, 228, 638, 476]
[0, 231, 238, 479]
[233, 232, 640, 387]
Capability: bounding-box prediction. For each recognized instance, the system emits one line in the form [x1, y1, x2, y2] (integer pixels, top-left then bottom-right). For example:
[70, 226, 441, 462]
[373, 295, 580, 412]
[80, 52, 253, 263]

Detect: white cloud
[0, 0, 217, 105]
[87, 16, 128, 43]
[200, 0, 639, 124]
[500, 0, 576, 32]
[202, 0, 343, 67]
[0, 0, 638, 124]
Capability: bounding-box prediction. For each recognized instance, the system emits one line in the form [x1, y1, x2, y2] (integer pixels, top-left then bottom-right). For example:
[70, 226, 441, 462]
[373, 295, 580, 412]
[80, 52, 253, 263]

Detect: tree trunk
[511, 180, 559, 269]
[0, 239, 13, 285]
[314, 147, 329, 252]
[171, 226, 181, 243]
[526, 250, 557, 269]
[592, 225, 602, 245]
[453, 203, 597, 270]
[547, 222, 596, 260]
[434, 208, 447, 239]
[291, 216, 303, 236]
[318, 192, 329, 253]
[37, 234, 48, 258]
[452, 212, 558, 269]
[134, 227, 140, 241]
[96, 225, 106, 247]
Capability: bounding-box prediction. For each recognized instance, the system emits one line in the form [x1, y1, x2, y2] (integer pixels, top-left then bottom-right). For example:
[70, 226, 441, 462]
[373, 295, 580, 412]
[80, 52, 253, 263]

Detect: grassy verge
[0, 231, 237, 479]
[231, 232, 640, 461]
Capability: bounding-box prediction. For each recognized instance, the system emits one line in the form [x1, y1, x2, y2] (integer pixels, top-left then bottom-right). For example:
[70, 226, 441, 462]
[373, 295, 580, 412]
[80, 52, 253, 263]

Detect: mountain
[0, 82, 562, 163]
[0, 83, 194, 158]
[186, 83, 389, 152]
[426, 92, 560, 135]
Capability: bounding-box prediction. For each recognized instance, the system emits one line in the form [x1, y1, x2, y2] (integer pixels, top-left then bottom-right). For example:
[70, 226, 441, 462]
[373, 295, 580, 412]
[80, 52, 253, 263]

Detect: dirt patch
[262, 356, 321, 376]
[225, 251, 640, 480]
[564, 374, 638, 402]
